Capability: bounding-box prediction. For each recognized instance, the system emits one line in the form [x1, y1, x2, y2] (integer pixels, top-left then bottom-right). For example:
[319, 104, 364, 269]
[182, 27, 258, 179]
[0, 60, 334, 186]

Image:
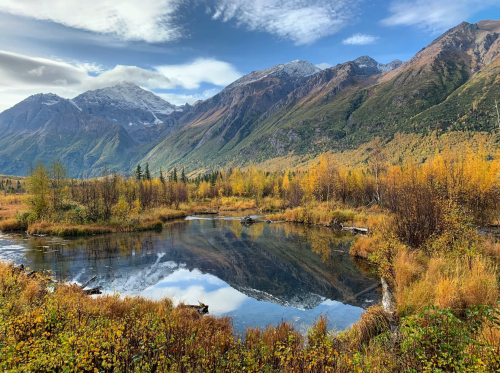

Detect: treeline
[21, 147, 500, 230]
[0, 178, 25, 194]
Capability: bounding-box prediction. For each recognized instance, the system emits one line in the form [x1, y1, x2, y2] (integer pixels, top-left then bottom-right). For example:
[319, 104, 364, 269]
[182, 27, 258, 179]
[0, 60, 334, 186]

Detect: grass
[0, 194, 28, 231]
[395, 254, 499, 317]
[266, 202, 384, 228]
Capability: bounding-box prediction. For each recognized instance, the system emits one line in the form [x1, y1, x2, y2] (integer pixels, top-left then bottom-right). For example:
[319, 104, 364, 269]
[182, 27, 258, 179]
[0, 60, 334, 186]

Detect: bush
[399, 305, 500, 372]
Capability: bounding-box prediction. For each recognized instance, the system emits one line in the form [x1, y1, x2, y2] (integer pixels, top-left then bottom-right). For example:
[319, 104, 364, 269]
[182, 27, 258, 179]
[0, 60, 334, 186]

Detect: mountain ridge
[1, 20, 499, 176]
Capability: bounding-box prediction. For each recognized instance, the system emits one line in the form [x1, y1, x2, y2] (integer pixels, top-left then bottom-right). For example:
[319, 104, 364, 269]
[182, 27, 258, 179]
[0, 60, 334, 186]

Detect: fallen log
[80, 276, 97, 290]
[27, 271, 38, 278]
[342, 226, 369, 234]
[83, 286, 102, 295]
[178, 302, 209, 315]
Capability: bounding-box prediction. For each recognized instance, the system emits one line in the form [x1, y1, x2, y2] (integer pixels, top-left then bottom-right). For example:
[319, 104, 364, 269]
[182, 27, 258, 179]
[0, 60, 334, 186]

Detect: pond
[0, 213, 380, 333]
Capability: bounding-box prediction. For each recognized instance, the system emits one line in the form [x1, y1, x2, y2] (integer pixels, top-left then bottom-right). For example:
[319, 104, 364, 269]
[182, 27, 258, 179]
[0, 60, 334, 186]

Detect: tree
[144, 163, 151, 181]
[50, 159, 67, 211]
[135, 164, 143, 181]
[27, 161, 51, 218]
[172, 167, 178, 183]
[368, 139, 387, 203]
[495, 99, 500, 130]
[159, 168, 165, 184]
[180, 168, 187, 183]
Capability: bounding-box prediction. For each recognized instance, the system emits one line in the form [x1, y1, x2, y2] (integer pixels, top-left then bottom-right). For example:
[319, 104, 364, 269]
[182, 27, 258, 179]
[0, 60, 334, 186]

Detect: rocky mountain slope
[142, 56, 402, 172]
[0, 84, 187, 176]
[142, 60, 322, 171]
[0, 93, 137, 176]
[143, 20, 500, 173]
[73, 82, 189, 144]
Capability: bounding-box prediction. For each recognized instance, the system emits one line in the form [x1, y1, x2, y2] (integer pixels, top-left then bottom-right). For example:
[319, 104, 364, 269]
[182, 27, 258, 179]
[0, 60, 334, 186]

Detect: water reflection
[0, 216, 379, 331]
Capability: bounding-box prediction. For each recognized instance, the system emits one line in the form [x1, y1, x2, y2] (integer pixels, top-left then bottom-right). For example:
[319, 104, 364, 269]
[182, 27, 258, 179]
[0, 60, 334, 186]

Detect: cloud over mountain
[0, 50, 241, 111]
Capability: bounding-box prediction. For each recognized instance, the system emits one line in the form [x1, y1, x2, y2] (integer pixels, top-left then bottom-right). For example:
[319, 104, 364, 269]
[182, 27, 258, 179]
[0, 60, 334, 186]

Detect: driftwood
[80, 276, 97, 290]
[342, 226, 369, 234]
[83, 286, 102, 295]
[81, 276, 102, 295]
[240, 215, 255, 225]
[240, 216, 277, 226]
[27, 271, 38, 278]
[329, 219, 368, 234]
[178, 302, 209, 315]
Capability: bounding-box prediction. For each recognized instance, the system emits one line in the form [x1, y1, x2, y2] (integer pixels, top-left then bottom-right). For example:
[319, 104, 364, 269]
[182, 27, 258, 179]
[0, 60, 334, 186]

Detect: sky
[0, 0, 500, 112]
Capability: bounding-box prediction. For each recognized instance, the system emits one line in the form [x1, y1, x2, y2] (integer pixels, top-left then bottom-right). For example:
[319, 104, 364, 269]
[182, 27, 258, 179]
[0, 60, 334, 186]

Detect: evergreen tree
[172, 167, 178, 183]
[144, 163, 151, 181]
[135, 164, 142, 181]
[180, 168, 186, 183]
[159, 168, 165, 184]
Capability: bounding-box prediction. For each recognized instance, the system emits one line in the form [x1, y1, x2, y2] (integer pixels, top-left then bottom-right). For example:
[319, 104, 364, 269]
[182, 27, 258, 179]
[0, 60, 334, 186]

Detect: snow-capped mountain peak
[276, 60, 321, 79]
[227, 60, 320, 89]
[353, 56, 403, 75]
[73, 82, 183, 128]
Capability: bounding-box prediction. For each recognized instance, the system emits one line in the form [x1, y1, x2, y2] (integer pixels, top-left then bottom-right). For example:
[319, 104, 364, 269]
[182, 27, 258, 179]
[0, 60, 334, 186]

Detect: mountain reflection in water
[0, 216, 380, 332]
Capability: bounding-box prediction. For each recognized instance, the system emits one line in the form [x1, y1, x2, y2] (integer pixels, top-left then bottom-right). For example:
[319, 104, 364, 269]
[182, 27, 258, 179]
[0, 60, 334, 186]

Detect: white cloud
[0, 50, 242, 112]
[381, 0, 499, 33]
[157, 88, 221, 105]
[212, 0, 360, 45]
[155, 58, 242, 89]
[28, 66, 46, 76]
[315, 62, 332, 70]
[0, 0, 183, 43]
[342, 33, 379, 45]
[88, 65, 177, 90]
[0, 50, 88, 87]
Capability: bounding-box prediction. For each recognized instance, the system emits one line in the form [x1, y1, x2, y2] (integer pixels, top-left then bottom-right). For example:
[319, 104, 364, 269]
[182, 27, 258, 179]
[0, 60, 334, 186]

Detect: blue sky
[0, 0, 499, 111]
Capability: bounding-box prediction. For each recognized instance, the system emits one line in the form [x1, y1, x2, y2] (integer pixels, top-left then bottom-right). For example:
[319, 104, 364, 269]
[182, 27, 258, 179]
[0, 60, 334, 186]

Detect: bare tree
[495, 99, 500, 130]
[368, 139, 387, 203]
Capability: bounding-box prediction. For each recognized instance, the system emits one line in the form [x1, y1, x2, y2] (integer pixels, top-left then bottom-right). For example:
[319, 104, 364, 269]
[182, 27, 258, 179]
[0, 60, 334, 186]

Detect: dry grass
[142, 207, 188, 222]
[214, 197, 257, 211]
[267, 203, 385, 229]
[0, 194, 28, 231]
[350, 235, 379, 259]
[483, 236, 500, 262]
[27, 219, 164, 236]
[344, 306, 391, 351]
[396, 255, 499, 316]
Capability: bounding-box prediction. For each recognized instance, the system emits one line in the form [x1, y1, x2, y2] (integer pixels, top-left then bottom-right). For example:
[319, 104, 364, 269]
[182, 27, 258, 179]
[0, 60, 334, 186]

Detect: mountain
[73, 82, 188, 144]
[143, 20, 500, 173]
[142, 60, 323, 170]
[0, 84, 188, 176]
[143, 56, 401, 171]
[2, 20, 500, 176]
[353, 56, 403, 75]
[0, 94, 137, 176]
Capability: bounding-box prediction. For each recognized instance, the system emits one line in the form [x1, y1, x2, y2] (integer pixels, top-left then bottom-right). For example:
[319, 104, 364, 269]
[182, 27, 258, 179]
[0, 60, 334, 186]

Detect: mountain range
[1, 20, 499, 176]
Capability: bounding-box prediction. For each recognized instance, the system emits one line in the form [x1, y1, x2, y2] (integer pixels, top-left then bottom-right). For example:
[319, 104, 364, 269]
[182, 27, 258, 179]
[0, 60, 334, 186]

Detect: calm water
[0, 213, 380, 333]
